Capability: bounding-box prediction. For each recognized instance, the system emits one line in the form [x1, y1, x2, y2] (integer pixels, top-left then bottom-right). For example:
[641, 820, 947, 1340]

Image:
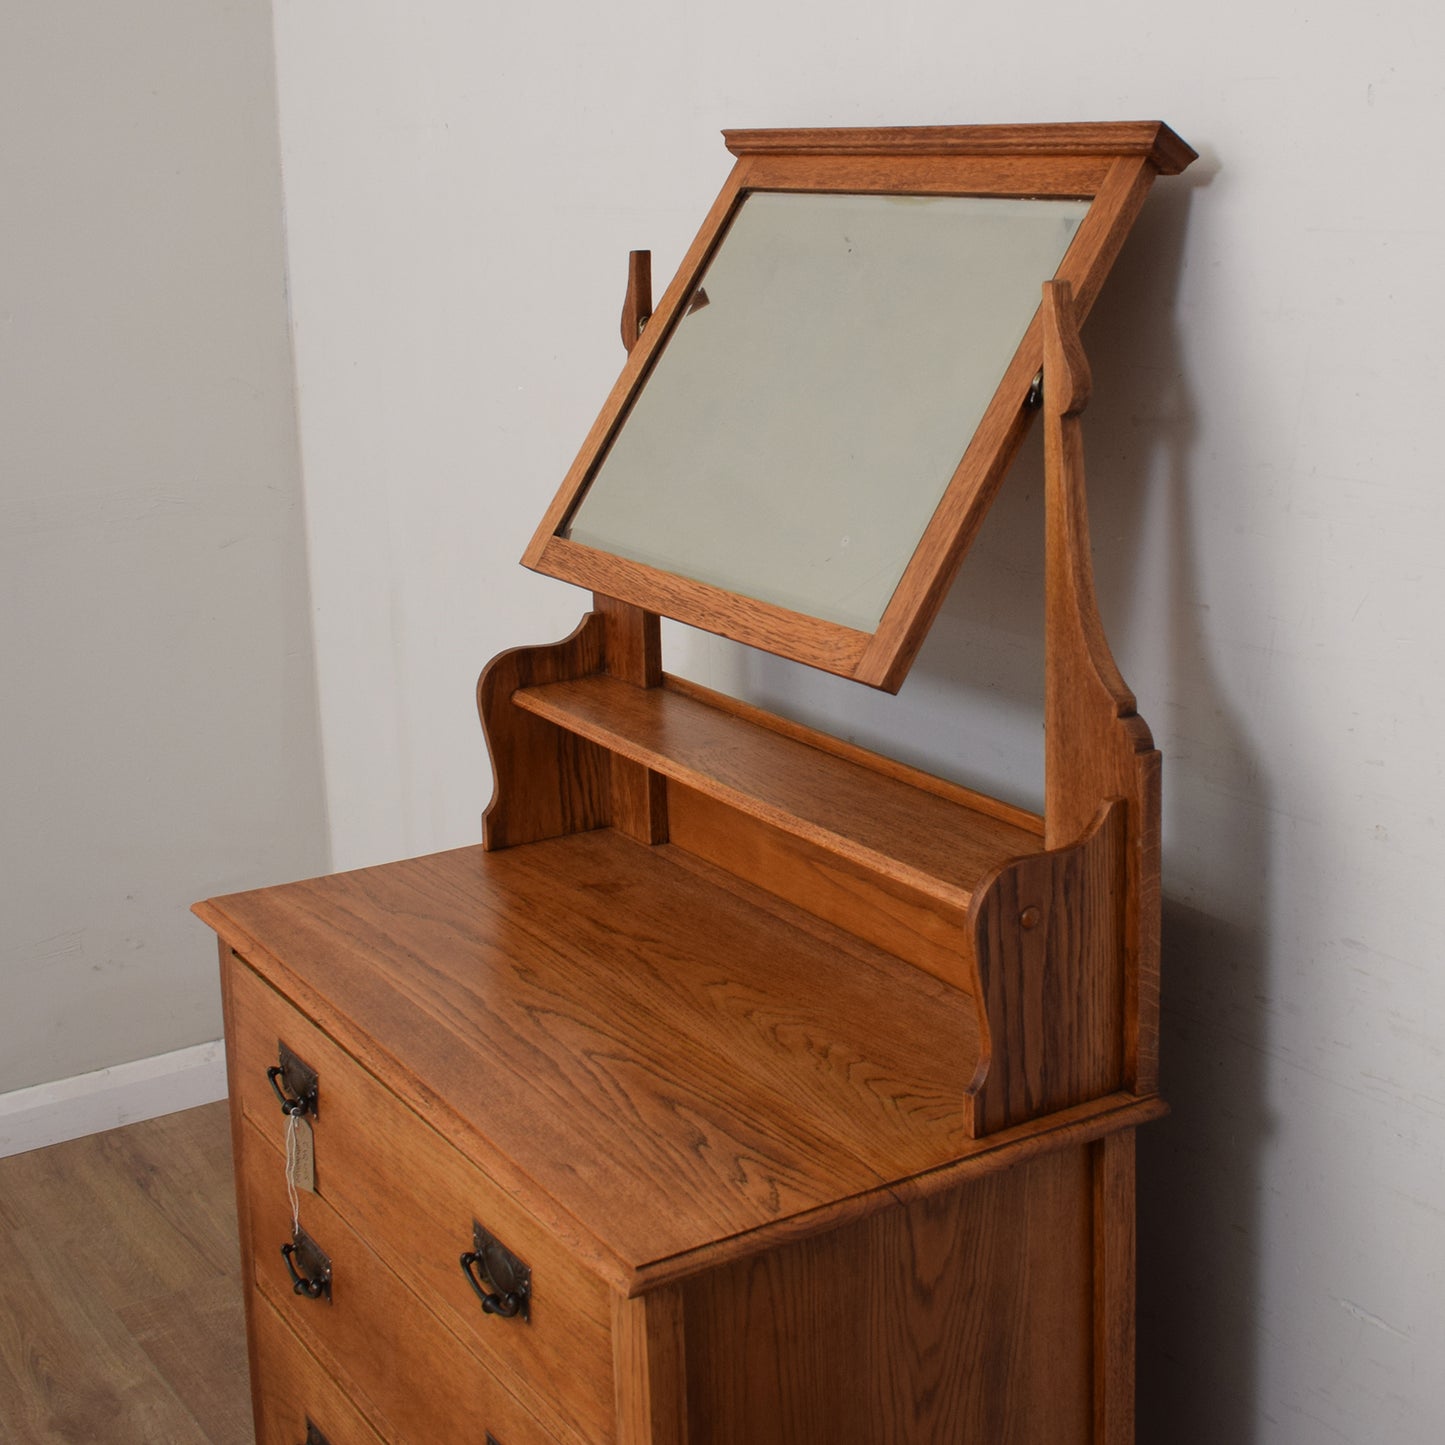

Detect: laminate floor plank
[0, 1102, 252, 1444]
[117, 1274, 252, 1445]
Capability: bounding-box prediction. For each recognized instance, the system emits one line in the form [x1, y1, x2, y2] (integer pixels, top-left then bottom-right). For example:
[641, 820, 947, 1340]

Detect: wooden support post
[613, 1288, 689, 1445]
[1092, 1131, 1136, 1445]
[595, 592, 668, 843]
[1041, 280, 1162, 1095]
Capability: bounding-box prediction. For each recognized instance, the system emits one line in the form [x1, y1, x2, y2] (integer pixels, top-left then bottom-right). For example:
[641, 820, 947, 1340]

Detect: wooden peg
[620, 250, 652, 354]
[1041, 278, 1092, 418]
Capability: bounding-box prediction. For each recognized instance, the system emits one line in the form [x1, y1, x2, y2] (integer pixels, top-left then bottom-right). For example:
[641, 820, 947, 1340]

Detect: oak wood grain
[969, 802, 1126, 1134]
[479, 612, 610, 849]
[221, 940, 267, 1443]
[226, 953, 616, 1444]
[594, 594, 668, 845]
[613, 1290, 688, 1445]
[595, 594, 662, 688]
[738, 151, 1115, 198]
[199, 833, 982, 1283]
[723, 122, 1196, 173]
[512, 672, 1041, 907]
[250, 1293, 384, 1445]
[662, 673, 1042, 833]
[603, 1093, 1167, 1298]
[680, 1145, 1093, 1444]
[666, 782, 980, 997]
[240, 1118, 559, 1445]
[533, 536, 874, 677]
[1093, 1132, 1137, 1445]
[1041, 280, 1162, 1096]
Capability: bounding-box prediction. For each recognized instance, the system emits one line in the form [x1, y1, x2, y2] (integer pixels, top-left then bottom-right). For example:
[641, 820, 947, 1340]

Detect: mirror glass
[562, 191, 1091, 632]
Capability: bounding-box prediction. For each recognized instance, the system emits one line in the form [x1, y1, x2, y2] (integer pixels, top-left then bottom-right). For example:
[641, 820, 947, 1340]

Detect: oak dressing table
[197, 121, 1194, 1444]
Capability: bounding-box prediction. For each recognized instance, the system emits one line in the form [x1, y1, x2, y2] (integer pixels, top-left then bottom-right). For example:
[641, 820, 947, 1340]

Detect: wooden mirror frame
[524, 123, 1194, 693]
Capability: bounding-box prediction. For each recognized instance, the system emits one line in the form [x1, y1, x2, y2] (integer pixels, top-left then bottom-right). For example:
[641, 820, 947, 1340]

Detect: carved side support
[479, 613, 610, 849]
[967, 802, 1126, 1135]
[479, 596, 668, 850]
[1042, 280, 1162, 1095]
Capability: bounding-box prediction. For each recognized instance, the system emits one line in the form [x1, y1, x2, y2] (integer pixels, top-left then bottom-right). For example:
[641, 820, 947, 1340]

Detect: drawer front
[225, 951, 614, 1444]
[252, 1291, 386, 1445]
[242, 1116, 557, 1445]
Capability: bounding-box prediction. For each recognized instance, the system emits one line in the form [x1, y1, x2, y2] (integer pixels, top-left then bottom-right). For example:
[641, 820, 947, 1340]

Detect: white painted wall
[271, 2, 1444, 1440]
[0, 3, 328, 1099]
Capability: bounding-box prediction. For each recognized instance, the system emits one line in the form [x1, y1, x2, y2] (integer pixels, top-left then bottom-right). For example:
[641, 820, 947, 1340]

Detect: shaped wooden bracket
[968, 801, 1127, 1134]
[479, 601, 667, 850]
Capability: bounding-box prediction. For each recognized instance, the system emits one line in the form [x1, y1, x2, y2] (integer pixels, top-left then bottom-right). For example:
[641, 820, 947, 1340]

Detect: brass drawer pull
[459, 1219, 531, 1322]
[281, 1226, 332, 1302]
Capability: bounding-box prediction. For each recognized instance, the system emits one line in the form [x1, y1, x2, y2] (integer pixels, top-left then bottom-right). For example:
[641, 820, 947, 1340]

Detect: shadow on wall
[740, 152, 1266, 1444]
[1084, 160, 1271, 1445]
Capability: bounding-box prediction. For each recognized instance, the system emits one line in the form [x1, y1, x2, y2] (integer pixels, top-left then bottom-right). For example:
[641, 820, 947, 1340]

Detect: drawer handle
[267, 1040, 319, 1118]
[460, 1250, 526, 1318]
[281, 1226, 332, 1302]
[459, 1219, 531, 1322]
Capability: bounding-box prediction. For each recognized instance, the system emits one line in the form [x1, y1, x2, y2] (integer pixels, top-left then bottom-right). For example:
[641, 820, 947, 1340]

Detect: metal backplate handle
[281, 1225, 332, 1303]
[459, 1219, 531, 1323]
[267, 1040, 319, 1119]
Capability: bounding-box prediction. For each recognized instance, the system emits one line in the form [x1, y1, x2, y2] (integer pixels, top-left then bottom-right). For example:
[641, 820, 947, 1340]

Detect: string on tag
[284, 1109, 301, 1236]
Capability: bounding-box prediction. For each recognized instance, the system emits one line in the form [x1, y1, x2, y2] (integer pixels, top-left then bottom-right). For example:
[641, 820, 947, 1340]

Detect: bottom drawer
[241, 1117, 559, 1445]
[252, 1292, 385, 1445]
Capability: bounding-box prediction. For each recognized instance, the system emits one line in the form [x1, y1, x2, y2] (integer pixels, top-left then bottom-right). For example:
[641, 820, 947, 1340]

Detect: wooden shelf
[512, 673, 1042, 914]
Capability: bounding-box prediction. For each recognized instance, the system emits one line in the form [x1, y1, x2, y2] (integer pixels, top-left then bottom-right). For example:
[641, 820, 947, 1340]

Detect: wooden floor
[0, 1102, 254, 1443]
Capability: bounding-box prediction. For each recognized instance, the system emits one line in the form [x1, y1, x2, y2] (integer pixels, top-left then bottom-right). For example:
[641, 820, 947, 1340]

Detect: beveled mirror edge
[523, 125, 1194, 693]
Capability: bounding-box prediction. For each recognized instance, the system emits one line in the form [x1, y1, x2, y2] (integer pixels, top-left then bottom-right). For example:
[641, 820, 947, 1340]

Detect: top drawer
[224, 950, 615, 1445]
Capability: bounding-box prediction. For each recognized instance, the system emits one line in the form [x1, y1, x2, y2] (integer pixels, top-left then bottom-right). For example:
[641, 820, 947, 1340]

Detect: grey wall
[265, 3, 1445, 1441]
[0, 1, 329, 1092]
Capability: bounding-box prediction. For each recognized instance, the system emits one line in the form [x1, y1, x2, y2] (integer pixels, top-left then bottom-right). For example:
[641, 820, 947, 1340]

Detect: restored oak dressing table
[197, 123, 1194, 1445]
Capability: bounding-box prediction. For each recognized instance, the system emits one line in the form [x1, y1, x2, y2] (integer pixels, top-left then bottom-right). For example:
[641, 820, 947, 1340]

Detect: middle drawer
[227, 953, 615, 1445]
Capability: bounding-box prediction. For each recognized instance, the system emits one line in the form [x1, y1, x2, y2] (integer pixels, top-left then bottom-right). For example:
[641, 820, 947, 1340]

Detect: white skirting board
[0, 1040, 228, 1159]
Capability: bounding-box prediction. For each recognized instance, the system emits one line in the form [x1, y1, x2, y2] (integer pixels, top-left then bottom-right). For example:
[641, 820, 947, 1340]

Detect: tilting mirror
[563, 192, 1090, 632]
[526, 124, 1195, 689]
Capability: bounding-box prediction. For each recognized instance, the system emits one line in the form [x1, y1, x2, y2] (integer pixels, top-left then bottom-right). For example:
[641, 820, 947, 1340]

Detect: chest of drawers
[199, 706, 1160, 1445]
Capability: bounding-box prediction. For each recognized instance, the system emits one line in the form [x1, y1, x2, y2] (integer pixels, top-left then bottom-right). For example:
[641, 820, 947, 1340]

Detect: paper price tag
[286, 1113, 317, 1197]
